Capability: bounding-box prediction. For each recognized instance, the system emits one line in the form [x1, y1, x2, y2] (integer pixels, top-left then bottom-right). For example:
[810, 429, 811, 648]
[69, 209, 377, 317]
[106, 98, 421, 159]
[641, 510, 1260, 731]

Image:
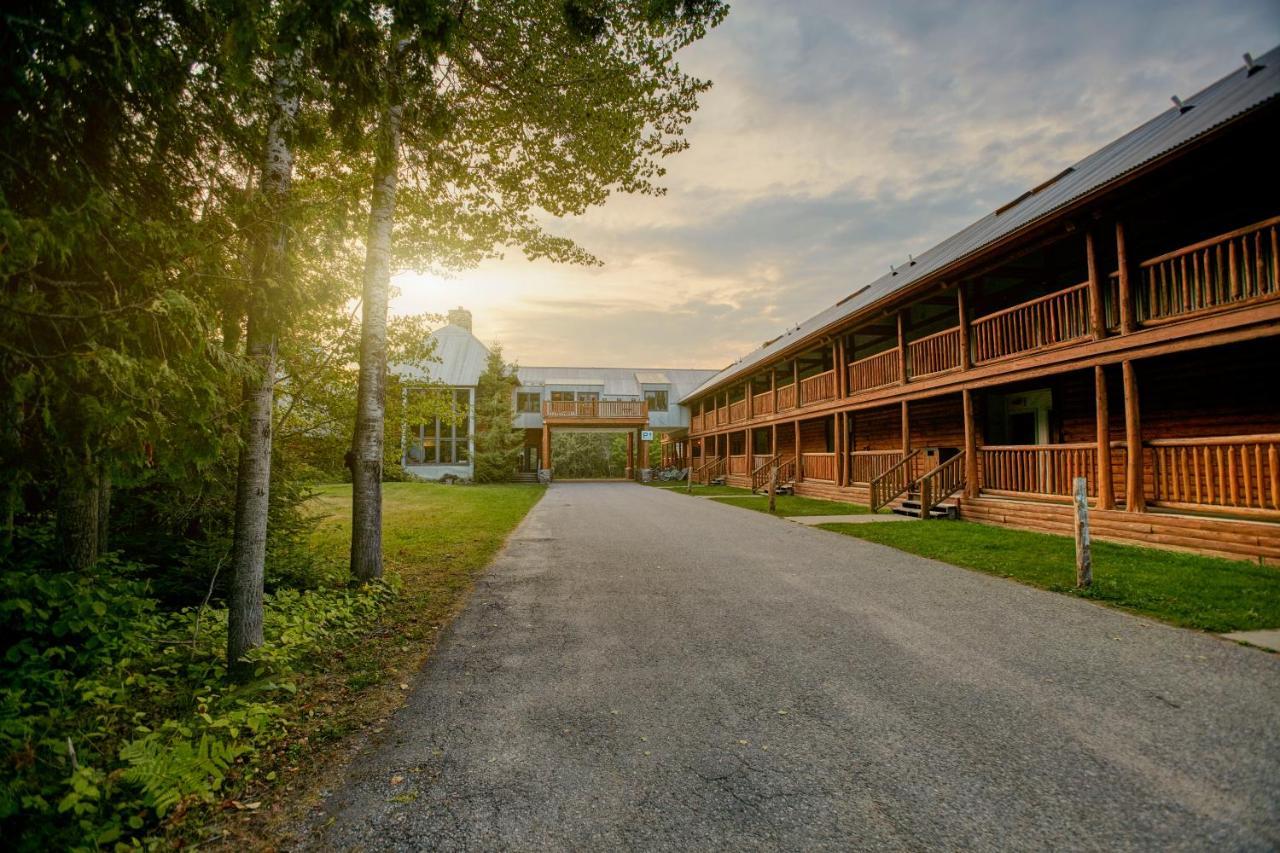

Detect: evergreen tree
[472, 346, 522, 483]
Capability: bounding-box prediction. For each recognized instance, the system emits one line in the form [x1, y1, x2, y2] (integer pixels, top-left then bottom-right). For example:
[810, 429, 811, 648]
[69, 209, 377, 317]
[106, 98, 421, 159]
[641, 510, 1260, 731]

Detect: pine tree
[472, 347, 523, 483]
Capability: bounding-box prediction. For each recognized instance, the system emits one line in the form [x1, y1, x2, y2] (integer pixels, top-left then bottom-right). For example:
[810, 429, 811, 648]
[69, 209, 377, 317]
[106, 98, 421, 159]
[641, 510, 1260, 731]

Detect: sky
[391, 0, 1280, 370]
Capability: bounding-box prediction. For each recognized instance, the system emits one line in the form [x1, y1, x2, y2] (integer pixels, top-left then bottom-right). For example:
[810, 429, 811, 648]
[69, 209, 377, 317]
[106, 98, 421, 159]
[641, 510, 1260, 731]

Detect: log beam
[963, 389, 979, 498]
[1122, 359, 1144, 511]
[1094, 365, 1116, 509]
[1086, 229, 1107, 340]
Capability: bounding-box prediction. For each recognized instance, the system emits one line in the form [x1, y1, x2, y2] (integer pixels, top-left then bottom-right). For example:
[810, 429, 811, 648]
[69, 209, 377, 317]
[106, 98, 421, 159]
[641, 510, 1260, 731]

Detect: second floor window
[644, 389, 669, 411]
[516, 392, 541, 413]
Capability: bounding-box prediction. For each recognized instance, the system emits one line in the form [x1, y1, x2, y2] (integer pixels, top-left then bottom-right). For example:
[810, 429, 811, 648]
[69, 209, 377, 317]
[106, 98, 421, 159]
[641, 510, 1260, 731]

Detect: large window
[644, 389, 669, 411]
[407, 388, 471, 465]
[550, 390, 574, 403]
[516, 391, 541, 413]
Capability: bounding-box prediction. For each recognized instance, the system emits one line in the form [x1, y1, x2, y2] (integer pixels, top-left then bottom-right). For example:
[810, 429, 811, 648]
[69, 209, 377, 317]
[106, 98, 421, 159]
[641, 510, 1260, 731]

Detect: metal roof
[397, 323, 492, 386]
[517, 365, 718, 401]
[682, 46, 1280, 403]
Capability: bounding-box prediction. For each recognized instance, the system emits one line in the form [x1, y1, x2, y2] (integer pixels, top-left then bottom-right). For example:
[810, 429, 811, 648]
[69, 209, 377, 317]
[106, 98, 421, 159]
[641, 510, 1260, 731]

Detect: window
[517, 392, 541, 413]
[644, 389, 669, 411]
[407, 387, 472, 465]
[577, 391, 600, 402]
[550, 390, 574, 403]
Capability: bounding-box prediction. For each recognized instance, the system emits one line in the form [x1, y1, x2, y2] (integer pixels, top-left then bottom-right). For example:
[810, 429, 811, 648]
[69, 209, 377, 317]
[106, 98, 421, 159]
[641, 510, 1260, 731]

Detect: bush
[0, 543, 397, 850]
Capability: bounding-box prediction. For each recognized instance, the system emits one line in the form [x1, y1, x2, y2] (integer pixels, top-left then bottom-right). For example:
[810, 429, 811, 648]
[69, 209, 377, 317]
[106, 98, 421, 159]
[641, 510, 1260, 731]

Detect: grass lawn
[820, 519, 1280, 633]
[715, 494, 877, 516]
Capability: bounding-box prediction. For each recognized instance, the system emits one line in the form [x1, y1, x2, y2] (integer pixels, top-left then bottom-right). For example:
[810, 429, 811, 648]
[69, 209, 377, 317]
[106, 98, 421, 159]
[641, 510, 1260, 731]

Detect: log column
[962, 389, 979, 499]
[836, 336, 848, 398]
[1086, 230, 1107, 340]
[901, 400, 911, 456]
[1116, 221, 1136, 334]
[957, 285, 971, 371]
[626, 431, 634, 479]
[541, 425, 551, 472]
[897, 311, 908, 384]
[1122, 360, 1144, 511]
[1094, 365, 1116, 509]
[794, 419, 802, 481]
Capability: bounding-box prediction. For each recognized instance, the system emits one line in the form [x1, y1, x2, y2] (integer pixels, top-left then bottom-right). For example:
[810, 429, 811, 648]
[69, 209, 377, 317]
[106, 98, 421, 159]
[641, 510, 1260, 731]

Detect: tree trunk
[56, 459, 99, 571]
[350, 49, 406, 584]
[96, 465, 111, 556]
[228, 64, 298, 668]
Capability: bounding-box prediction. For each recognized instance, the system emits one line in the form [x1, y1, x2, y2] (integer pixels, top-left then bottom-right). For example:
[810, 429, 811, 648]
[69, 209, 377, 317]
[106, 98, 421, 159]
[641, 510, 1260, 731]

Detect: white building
[398, 308, 717, 481]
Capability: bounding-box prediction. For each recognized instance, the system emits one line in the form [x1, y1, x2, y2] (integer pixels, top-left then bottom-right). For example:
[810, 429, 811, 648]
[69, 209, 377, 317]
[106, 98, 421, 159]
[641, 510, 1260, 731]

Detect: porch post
[957, 285, 971, 371]
[794, 419, 802, 481]
[746, 380, 753, 418]
[639, 429, 649, 474]
[541, 424, 551, 472]
[792, 359, 800, 405]
[900, 400, 910, 456]
[468, 387, 477, 470]
[1116, 221, 1136, 334]
[1094, 366, 1116, 509]
[626, 431, 634, 479]
[1122, 359, 1144, 511]
[836, 412, 847, 487]
[836, 336, 848, 398]
[771, 423, 778, 457]
[897, 311, 908, 383]
[1086, 230, 1107, 340]
[771, 368, 777, 412]
[963, 389, 979, 499]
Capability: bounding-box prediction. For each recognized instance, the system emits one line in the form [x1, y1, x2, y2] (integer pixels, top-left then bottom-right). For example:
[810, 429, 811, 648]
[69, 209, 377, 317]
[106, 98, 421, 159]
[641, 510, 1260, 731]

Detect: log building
[682, 48, 1280, 563]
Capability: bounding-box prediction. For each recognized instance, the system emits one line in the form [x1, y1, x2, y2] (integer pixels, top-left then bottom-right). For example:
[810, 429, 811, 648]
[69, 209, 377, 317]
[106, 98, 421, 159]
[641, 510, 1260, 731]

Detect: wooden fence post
[1073, 476, 1092, 588]
[768, 466, 778, 514]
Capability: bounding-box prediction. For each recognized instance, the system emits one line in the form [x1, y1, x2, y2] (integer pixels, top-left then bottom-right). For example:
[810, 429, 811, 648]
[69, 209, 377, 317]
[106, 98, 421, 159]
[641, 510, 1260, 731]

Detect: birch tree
[346, 0, 727, 580]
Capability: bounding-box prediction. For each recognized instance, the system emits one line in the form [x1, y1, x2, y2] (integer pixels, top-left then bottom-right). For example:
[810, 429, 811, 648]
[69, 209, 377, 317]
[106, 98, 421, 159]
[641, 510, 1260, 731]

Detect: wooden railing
[729, 399, 749, 422]
[801, 452, 837, 482]
[848, 450, 904, 483]
[691, 413, 703, 433]
[799, 369, 837, 406]
[694, 456, 725, 485]
[716, 406, 727, 426]
[979, 443, 1102, 498]
[918, 452, 966, 517]
[753, 390, 774, 416]
[870, 449, 923, 511]
[727, 454, 749, 476]
[848, 348, 901, 392]
[543, 399, 647, 419]
[776, 383, 797, 411]
[971, 282, 1090, 363]
[1148, 434, 1280, 516]
[1136, 216, 1280, 324]
[908, 326, 961, 378]
[750, 453, 780, 491]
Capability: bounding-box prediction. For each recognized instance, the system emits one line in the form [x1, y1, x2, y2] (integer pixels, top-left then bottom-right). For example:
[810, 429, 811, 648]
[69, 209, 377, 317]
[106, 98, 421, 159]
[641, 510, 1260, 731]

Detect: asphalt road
[304, 482, 1280, 851]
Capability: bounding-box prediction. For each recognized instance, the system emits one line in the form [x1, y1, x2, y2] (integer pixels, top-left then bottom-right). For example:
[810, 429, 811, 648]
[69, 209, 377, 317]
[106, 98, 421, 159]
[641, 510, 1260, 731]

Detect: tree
[346, 0, 728, 580]
[472, 347, 523, 483]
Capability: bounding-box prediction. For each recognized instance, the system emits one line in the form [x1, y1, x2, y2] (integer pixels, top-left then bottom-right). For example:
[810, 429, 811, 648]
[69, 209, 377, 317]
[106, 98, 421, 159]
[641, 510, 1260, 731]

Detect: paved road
[306, 483, 1280, 851]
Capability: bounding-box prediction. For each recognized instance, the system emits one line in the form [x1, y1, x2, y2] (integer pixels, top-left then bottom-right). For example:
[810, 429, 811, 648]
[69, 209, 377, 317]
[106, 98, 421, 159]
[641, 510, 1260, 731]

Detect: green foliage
[472, 346, 523, 483]
[0, 545, 397, 850]
[552, 433, 629, 479]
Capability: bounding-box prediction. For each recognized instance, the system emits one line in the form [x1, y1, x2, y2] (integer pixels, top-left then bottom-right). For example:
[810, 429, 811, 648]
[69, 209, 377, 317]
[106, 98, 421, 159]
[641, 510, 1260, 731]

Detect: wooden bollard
[1073, 476, 1092, 588]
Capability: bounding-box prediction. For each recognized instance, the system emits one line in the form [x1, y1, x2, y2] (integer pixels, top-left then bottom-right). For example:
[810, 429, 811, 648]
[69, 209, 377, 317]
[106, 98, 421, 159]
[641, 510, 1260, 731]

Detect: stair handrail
[870, 448, 923, 512]
[918, 451, 966, 518]
[692, 456, 718, 484]
[694, 456, 727, 485]
[750, 453, 781, 491]
[775, 455, 797, 488]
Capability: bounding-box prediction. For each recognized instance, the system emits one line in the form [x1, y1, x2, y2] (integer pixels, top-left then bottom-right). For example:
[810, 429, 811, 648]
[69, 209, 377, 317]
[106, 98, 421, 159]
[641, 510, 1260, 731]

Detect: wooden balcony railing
[543, 399, 647, 419]
[691, 413, 703, 433]
[729, 399, 749, 422]
[799, 369, 837, 406]
[776, 383, 797, 411]
[979, 443, 1104, 498]
[728, 454, 750, 475]
[870, 448, 923, 511]
[848, 348, 901, 392]
[971, 282, 1090, 364]
[1148, 434, 1280, 516]
[753, 390, 774, 416]
[918, 451, 967, 516]
[848, 450, 904, 483]
[801, 452, 837, 482]
[717, 406, 727, 426]
[908, 326, 961, 378]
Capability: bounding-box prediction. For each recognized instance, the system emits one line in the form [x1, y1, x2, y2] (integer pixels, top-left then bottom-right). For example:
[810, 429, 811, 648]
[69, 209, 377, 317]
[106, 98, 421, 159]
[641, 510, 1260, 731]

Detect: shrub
[0, 546, 397, 850]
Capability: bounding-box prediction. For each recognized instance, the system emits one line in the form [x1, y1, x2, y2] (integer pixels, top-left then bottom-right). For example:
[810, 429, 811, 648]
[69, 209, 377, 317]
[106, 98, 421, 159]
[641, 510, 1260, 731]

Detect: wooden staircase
[510, 471, 540, 484]
[751, 455, 796, 495]
[876, 450, 967, 519]
[892, 489, 958, 519]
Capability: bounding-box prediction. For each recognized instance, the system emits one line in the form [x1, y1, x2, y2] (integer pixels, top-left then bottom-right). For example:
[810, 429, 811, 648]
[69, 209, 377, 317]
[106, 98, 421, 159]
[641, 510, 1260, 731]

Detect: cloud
[392, 0, 1280, 369]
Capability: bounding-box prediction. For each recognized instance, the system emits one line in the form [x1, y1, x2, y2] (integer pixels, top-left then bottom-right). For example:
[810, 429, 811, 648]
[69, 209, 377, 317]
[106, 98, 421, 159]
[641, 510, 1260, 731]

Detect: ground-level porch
[689, 337, 1280, 563]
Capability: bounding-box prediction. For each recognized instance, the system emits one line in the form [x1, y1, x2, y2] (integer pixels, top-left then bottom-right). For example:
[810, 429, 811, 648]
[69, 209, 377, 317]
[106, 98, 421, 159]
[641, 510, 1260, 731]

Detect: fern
[119, 732, 249, 816]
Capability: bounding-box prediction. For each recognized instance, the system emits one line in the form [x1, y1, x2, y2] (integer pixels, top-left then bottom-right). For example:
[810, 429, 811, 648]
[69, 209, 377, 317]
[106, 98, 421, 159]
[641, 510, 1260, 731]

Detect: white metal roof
[395, 323, 491, 386]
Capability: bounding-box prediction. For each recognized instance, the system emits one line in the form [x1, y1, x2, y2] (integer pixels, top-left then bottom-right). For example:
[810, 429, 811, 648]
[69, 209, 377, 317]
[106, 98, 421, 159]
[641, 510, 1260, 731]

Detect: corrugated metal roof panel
[682, 46, 1280, 402]
[518, 365, 718, 400]
[395, 324, 492, 387]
